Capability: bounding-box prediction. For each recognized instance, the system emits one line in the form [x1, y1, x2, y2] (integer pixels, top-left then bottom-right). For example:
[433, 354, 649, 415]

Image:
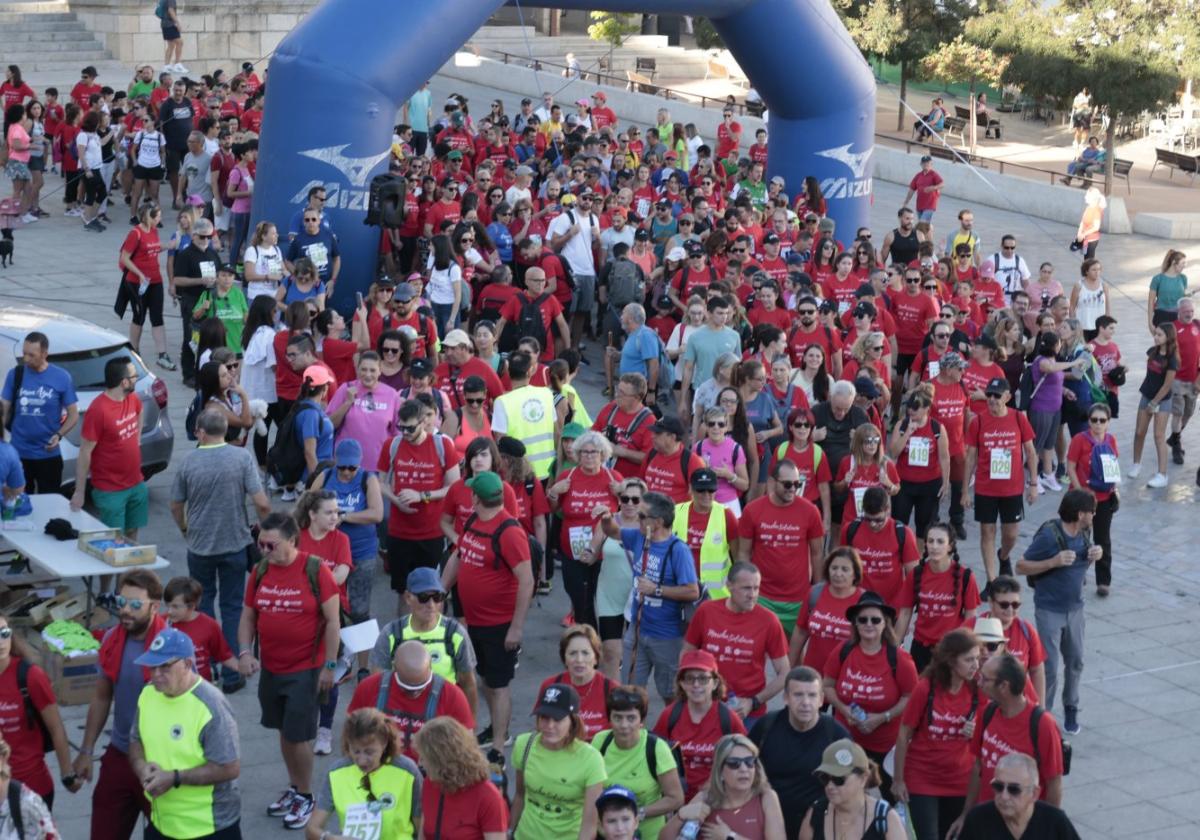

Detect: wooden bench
[1150, 148, 1200, 184]
[625, 70, 660, 97]
[942, 116, 967, 144]
[1070, 158, 1135, 193]
[955, 105, 1002, 138]
[705, 58, 749, 89]
[635, 57, 657, 82]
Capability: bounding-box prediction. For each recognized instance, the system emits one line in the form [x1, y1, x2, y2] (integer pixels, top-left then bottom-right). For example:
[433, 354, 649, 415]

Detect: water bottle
[725, 692, 739, 712]
[894, 801, 908, 826]
[1, 497, 15, 522]
[679, 820, 702, 840]
[849, 703, 868, 722]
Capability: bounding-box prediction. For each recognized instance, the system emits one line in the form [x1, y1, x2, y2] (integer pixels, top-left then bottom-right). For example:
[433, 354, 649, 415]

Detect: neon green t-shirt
[592, 728, 677, 840]
[513, 733, 607, 840]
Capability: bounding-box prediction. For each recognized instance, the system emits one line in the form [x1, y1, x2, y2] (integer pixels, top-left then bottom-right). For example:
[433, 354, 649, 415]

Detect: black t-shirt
[960, 801, 1081, 840]
[811, 402, 871, 474]
[749, 711, 850, 840]
[1140, 347, 1178, 401]
[172, 243, 221, 301]
[158, 97, 194, 150]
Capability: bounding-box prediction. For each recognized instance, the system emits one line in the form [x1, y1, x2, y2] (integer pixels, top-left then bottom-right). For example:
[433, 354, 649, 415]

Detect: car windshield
[47, 343, 148, 389]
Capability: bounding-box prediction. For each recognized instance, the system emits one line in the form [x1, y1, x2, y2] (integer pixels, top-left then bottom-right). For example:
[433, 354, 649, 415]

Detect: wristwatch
[654, 584, 662, 598]
[324, 660, 338, 671]
[422, 490, 432, 503]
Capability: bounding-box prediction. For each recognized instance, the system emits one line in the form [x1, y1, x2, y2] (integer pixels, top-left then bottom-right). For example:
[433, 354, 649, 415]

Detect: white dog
[249, 398, 270, 438]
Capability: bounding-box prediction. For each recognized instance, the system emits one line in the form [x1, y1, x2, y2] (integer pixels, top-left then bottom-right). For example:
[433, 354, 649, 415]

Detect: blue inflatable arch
[253, 0, 876, 311]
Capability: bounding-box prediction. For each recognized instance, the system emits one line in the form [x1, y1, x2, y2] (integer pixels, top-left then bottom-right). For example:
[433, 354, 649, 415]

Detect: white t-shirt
[991, 251, 1031, 302]
[505, 184, 531, 207]
[241, 325, 278, 403]
[77, 131, 103, 170]
[133, 130, 165, 168]
[243, 244, 285, 300]
[546, 209, 596, 276]
[427, 262, 462, 306]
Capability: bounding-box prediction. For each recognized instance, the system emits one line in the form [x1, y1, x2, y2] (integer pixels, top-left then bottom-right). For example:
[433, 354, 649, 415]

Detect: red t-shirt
[70, 81, 101, 108]
[787, 323, 842, 368]
[1066, 432, 1119, 503]
[0, 83, 34, 111]
[641, 446, 706, 504]
[555, 467, 621, 558]
[1089, 340, 1122, 393]
[348, 673, 474, 761]
[842, 518, 919, 606]
[795, 585, 862, 671]
[592, 404, 654, 477]
[962, 361, 1006, 416]
[900, 677, 980, 796]
[394, 311, 440, 361]
[442, 479, 519, 537]
[120, 226, 163, 284]
[537, 672, 612, 740]
[774, 443, 831, 506]
[424, 199, 462, 235]
[81, 392, 143, 491]
[456, 511, 531, 627]
[930, 378, 969, 457]
[172, 614, 233, 683]
[435, 357, 505, 408]
[509, 476, 550, 535]
[652, 701, 747, 794]
[910, 346, 946, 382]
[738, 496, 825, 603]
[684, 600, 788, 700]
[273, 331, 303, 401]
[319, 338, 358, 389]
[420, 779, 508, 840]
[979, 612, 1045, 704]
[681, 504, 738, 574]
[894, 417, 943, 484]
[244, 557, 339, 674]
[1175, 320, 1200, 383]
[822, 643, 919, 753]
[971, 702, 1063, 801]
[378, 434, 459, 539]
[58, 124, 81, 173]
[298, 528, 354, 612]
[897, 562, 981, 646]
[498, 292, 564, 361]
[835, 460, 900, 521]
[966, 410, 1034, 497]
[891, 292, 939, 354]
[716, 121, 743, 159]
[0, 659, 56, 797]
[747, 306, 792, 333]
[821, 276, 861, 313]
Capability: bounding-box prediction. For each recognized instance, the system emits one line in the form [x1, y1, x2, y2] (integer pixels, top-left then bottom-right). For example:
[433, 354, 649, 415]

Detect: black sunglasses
[465, 397, 485, 406]
[416, 591, 446, 604]
[856, 615, 884, 625]
[817, 772, 860, 787]
[990, 781, 1027, 797]
[619, 494, 642, 504]
[777, 480, 802, 490]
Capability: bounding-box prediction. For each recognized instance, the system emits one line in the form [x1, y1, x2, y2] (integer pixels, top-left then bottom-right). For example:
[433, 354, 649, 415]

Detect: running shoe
[282, 794, 314, 830]
[267, 786, 298, 817]
[1063, 706, 1080, 735]
[156, 353, 177, 371]
[313, 727, 333, 756]
[1147, 472, 1168, 488]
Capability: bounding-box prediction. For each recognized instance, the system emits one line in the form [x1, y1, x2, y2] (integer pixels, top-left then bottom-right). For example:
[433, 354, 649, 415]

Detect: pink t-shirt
[693, 436, 747, 505]
[228, 165, 253, 213]
[326, 380, 400, 470]
[5, 124, 31, 163]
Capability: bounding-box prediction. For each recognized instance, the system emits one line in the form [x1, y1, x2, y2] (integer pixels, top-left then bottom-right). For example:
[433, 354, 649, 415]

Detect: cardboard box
[28, 592, 78, 626]
[41, 648, 99, 706]
[77, 530, 157, 567]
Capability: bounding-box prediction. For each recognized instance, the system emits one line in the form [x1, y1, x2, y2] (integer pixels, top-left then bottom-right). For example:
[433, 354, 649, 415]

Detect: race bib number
[989, 448, 1012, 480]
[568, 525, 593, 559]
[928, 360, 940, 379]
[266, 256, 283, 275]
[908, 436, 931, 467]
[1099, 453, 1120, 484]
[308, 242, 329, 269]
[341, 802, 384, 840]
[838, 300, 851, 316]
[199, 261, 216, 279]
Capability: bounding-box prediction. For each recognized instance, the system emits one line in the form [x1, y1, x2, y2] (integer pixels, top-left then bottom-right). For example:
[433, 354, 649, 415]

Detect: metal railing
[873, 133, 1069, 185]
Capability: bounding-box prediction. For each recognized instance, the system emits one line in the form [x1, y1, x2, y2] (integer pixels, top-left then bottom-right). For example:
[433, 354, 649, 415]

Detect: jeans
[228, 210, 251, 271]
[187, 546, 248, 685]
[432, 301, 458, 337]
[1036, 606, 1085, 713]
[621, 630, 682, 704]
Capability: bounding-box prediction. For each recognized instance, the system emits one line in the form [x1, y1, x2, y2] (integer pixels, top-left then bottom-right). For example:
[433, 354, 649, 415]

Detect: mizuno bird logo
[816, 144, 874, 180]
[297, 144, 391, 188]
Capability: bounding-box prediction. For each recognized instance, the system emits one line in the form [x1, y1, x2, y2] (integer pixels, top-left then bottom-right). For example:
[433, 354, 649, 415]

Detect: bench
[635, 57, 657, 82]
[1068, 158, 1135, 193]
[942, 116, 967, 144]
[1150, 147, 1200, 184]
[955, 105, 1002, 138]
[705, 58, 749, 89]
[625, 70, 660, 97]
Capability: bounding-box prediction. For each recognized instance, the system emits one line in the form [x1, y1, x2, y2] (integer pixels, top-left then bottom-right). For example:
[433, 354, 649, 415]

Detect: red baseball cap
[678, 650, 719, 674]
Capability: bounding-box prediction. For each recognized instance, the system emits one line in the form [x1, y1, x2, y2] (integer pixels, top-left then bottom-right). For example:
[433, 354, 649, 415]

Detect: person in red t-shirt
[891, 628, 982, 840]
[592, 376, 655, 477]
[442, 470, 534, 758]
[716, 109, 743, 161]
[119, 206, 171, 366]
[348, 640, 474, 762]
[790, 547, 865, 671]
[1064, 403, 1119, 594]
[238, 512, 341, 817]
[976, 578, 1046, 704]
[496, 267, 569, 360]
[163, 577, 237, 687]
[903, 157, 944, 221]
[930, 360, 971, 540]
[895, 524, 982, 672]
[889, 389, 951, 539]
[71, 356, 147, 536]
[412, 717, 510, 839]
[963, 378, 1038, 586]
[787, 298, 843, 378]
[641, 416, 706, 504]
[684, 562, 789, 721]
[434, 329, 506, 409]
[840, 489, 919, 607]
[536, 625, 615, 741]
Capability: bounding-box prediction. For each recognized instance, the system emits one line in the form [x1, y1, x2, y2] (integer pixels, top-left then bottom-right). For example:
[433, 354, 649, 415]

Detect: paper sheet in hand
[340, 619, 380, 654]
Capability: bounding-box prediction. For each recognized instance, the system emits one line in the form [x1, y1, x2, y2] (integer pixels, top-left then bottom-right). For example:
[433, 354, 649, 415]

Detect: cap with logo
[134, 628, 196, 667]
[814, 739, 869, 777]
[533, 683, 580, 720]
[334, 438, 362, 468]
[985, 377, 1010, 395]
[690, 468, 719, 492]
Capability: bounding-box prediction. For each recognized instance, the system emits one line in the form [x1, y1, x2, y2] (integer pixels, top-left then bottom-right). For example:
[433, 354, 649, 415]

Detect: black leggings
[910, 638, 934, 674]
[560, 552, 600, 627]
[892, 478, 943, 538]
[20, 457, 63, 495]
[908, 793, 964, 840]
[255, 398, 291, 466]
[130, 282, 165, 327]
[1092, 493, 1116, 587]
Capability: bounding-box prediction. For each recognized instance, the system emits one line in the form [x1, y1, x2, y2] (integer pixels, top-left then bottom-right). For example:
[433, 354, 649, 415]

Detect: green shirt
[593, 729, 677, 840]
[513, 733, 607, 840]
[194, 286, 248, 350]
[1150, 272, 1188, 312]
[129, 81, 155, 100]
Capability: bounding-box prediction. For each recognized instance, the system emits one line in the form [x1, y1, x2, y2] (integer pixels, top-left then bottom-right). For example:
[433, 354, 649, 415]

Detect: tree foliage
[919, 35, 1007, 90]
[586, 11, 639, 50]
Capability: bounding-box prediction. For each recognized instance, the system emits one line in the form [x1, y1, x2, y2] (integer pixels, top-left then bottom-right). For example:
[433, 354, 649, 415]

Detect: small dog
[0, 231, 13, 268]
[249, 398, 269, 438]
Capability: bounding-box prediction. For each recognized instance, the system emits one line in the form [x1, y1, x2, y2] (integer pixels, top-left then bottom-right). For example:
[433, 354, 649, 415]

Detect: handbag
[1069, 239, 1083, 252]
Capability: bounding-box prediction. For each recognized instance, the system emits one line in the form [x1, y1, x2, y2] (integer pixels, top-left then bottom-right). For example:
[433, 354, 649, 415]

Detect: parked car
[0, 305, 174, 492]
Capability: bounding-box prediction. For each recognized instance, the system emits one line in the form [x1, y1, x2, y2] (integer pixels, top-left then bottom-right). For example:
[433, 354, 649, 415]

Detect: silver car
[0, 305, 174, 491]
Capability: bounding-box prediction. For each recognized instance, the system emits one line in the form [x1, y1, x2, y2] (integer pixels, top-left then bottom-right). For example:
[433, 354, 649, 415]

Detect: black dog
[0, 231, 12, 268]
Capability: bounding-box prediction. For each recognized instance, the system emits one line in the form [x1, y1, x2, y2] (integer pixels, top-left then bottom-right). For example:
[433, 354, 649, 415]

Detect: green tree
[920, 35, 1008, 153]
[587, 11, 639, 77]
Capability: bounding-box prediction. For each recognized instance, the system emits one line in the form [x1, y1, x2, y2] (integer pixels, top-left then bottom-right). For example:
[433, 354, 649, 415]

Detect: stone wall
[69, 0, 318, 73]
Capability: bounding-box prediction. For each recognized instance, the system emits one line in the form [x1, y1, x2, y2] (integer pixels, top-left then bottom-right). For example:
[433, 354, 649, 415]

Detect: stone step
[0, 10, 74, 21]
[6, 28, 96, 42]
[0, 19, 88, 31]
[2, 41, 109, 59]
[0, 0, 69, 10]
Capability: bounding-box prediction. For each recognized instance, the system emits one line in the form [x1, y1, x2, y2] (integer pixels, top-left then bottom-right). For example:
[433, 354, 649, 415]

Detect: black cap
[656, 198, 671, 208]
[985, 377, 1010, 395]
[686, 241, 705, 256]
[845, 590, 897, 623]
[853, 376, 880, 400]
[978, 333, 998, 351]
[655, 294, 674, 310]
[763, 232, 780, 245]
[818, 299, 836, 314]
[635, 228, 651, 241]
[690, 468, 718, 492]
[533, 683, 580, 720]
[497, 436, 527, 458]
[853, 301, 877, 319]
[409, 358, 434, 378]
[651, 416, 686, 438]
[854, 283, 876, 299]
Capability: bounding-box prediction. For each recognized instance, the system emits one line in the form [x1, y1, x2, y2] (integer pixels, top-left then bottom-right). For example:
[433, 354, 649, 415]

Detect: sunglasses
[723, 756, 756, 770]
[337, 465, 357, 473]
[906, 277, 922, 284]
[381, 346, 401, 354]
[869, 345, 885, 352]
[924, 285, 939, 291]
[792, 421, 812, 429]
[399, 423, 420, 434]
[1089, 416, 1108, 424]
[192, 234, 210, 241]
[817, 772, 859, 787]
[864, 437, 881, 444]
[994, 600, 1021, 610]
[681, 673, 713, 685]
[856, 615, 884, 625]
[415, 591, 446, 604]
[985, 393, 1004, 399]
[465, 397, 486, 406]
[707, 420, 727, 428]
[777, 480, 802, 490]
[990, 781, 1027, 797]
[934, 333, 951, 339]
[114, 596, 146, 610]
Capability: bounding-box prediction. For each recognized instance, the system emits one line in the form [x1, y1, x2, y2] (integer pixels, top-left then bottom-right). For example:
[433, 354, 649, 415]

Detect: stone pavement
[1, 171, 1199, 837]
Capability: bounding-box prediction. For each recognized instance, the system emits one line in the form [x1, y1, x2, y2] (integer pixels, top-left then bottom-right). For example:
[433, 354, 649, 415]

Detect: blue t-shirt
[1, 363, 78, 460]
[0, 443, 25, 490]
[407, 88, 432, 133]
[295, 400, 334, 477]
[111, 639, 145, 753]
[1024, 520, 1090, 612]
[286, 228, 340, 283]
[620, 528, 697, 639]
[324, 467, 378, 560]
[619, 325, 660, 378]
[744, 389, 779, 436]
[488, 221, 514, 263]
[280, 276, 328, 307]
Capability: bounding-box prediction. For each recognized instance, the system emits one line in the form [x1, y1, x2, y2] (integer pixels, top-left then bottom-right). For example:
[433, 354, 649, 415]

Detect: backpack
[911, 559, 973, 620]
[599, 403, 654, 443]
[384, 432, 447, 493]
[606, 258, 642, 309]
[462, 512, 524, 571]
[644, 445, 693, 491]
[252, 554, 326, 658]
[597, 729, 665, 780]
[6, 780, 23, 839]
[839, 640, 899, 680]
[844, 518, 908, 560]
[3, 365, 24, 433]
[514, 292, 551, 351]
[183, 389, 205, 441]
[1026, 519, 1071, 589]
[376, 671, 444, 723]
[266, 401, 320, 486]
[980, 701, 1071, 775]
[666, 699, 734, 792]
[1086, 433, 1119, 493]
[1015, 360, 1048, 412]
[17, 660, 52, 754]
[154, 0, 168, 19]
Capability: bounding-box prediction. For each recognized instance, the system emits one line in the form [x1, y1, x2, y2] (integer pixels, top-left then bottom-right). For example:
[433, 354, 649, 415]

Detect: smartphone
[356, 291, 364, 308]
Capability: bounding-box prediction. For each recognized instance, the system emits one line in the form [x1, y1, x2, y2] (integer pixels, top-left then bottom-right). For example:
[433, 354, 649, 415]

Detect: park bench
[1149, 147, 1200, 184]
[955, 104, 1002, 139]
[942, 116, 967, 144]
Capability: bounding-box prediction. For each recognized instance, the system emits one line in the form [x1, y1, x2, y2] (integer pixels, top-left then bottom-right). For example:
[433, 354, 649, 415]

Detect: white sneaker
[313, 726, 333, 756]
[173, 63, 189, 75]
[20, 213, 38, 224]
[280, 487, 298, 502]
[1147, 472, 1168, 488]
[1041, 474, 1063, 492]
[1127, 462, 1142, 479]
[266, 474, 280, 493]
[65, 207, 83, 217]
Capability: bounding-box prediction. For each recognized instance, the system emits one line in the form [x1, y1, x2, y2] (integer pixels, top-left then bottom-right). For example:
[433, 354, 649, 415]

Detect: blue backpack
[1086, 434, 1118, 492]
[154, 0, 168, 20]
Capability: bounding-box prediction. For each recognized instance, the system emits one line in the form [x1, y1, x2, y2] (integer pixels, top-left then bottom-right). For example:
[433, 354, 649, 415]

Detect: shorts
[469, 622, 520, 688]
[917, 209, 935, 222]
[386, 535, 445, 592]
[91, 482, 149, 532]
[597, 614, 626, 642]
[1028, 409, 1060, 451]
[162, 24, 181, 41]
[758, 595, 802, 637]
[164, 147, 184, 177]
[973, 493, 1024, 525]
[128, 281, 166, 327]
[3, 160, 30, 181]
[258, 667, 320, 742]
[1072, 112, 1091, 130]
[82, 170, 107, 206]
[1139, 395, 1172, 414]
[133, 164, 165, 182]
[27, 156, 44, 173]
[214, 203, 231, 232]
[1171, 380, 1197, 419]
[571, 273, 597, 315]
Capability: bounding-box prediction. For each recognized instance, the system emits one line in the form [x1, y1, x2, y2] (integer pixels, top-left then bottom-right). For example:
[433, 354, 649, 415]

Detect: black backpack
[462, 513, 524, 571]
[645, 446, 693, 491]
[267, 401, 320, 486]
[183, 389, 205, 442]
[513, 292, 551, 351]
[911, 559, 973, 620]
[844, 518, 908, 556]
[6, 779, 24, 839]
[838, 640, 899, 679]
[607, 258, 643, 309]
[597, 728, 665, 779]
[980, 701, 1071, 775]
[922, 678, 980, 729]
[665, 700, 735, 793]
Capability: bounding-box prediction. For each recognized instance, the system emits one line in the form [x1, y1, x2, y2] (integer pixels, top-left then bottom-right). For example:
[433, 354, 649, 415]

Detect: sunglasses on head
[415, 591, 446, 604]
[856, 614, 884, 625]
[723, 755, 756, 770]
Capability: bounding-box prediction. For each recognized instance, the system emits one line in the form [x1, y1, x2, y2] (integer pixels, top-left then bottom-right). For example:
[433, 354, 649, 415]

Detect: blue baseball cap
[406, 567, 446, 595]
[596, 784, 639, 811]
[335, 438, 363, 468]
[135, 628, 195, 667]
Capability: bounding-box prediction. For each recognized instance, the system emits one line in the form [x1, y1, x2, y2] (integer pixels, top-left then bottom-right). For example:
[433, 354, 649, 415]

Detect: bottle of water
[849, 703, 868, 722]
[680, 820, 702, 840]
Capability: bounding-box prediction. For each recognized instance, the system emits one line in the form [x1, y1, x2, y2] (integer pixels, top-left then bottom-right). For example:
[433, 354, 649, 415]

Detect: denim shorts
[1140, 395, 1173, 414]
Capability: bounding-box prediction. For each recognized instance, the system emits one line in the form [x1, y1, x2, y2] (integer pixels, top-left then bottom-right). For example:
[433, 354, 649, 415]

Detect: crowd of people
[2, 55, 1192, 840]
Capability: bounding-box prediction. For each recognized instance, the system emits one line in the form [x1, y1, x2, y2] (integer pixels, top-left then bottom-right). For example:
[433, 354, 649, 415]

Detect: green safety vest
[673, 500, 732, 600]
[386, 616, 461, 683]
[137, 680, 220, 840]
[329, 761, 418, 839]
[496, 385, 557, 479]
